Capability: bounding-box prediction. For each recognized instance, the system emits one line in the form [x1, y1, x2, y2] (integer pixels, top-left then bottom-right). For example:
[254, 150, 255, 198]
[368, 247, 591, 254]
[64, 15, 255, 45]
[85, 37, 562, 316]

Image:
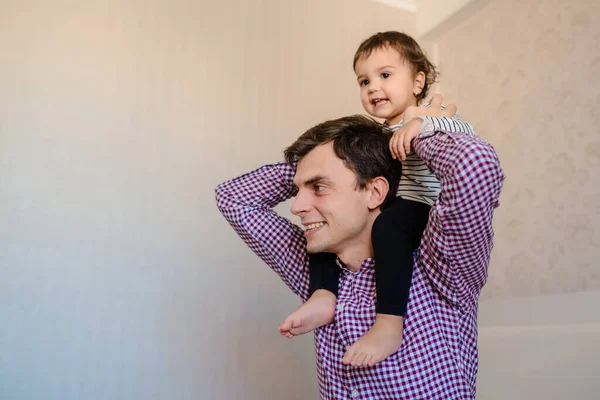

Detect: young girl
[279, 31, 475, 367]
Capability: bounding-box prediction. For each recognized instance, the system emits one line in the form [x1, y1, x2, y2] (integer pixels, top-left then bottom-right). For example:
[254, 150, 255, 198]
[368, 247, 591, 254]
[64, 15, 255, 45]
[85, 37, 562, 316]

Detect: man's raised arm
[215, 162, 310, 301]
[413, 124, 505, 309]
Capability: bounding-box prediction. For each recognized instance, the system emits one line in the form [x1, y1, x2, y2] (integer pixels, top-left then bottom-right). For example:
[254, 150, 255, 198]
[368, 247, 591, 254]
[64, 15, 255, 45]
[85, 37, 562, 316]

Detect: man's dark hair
[284, 115, 401, 208]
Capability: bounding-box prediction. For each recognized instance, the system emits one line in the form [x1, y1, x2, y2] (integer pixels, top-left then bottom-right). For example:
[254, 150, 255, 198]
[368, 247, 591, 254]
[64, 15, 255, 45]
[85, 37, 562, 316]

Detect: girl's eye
[360, 79, 369, 86]
[381, 72, 390, 79]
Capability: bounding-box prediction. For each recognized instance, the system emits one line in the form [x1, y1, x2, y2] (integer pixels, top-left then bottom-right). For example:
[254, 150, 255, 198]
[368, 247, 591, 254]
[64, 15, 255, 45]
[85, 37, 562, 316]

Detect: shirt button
[336, 303, 344, 312]
[351, 389, 359, 398]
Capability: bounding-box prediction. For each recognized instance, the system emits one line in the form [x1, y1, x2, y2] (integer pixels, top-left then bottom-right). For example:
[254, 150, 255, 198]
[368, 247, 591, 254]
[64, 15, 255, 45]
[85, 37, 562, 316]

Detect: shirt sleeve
[215, 162, 310, 301]
[412, 128, 505, 309]
[418, 115, 476, 138]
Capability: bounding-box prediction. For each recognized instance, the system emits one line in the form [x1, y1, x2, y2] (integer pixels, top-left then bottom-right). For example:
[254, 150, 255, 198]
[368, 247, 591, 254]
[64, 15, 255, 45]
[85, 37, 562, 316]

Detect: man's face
[290, 142, 374, 255]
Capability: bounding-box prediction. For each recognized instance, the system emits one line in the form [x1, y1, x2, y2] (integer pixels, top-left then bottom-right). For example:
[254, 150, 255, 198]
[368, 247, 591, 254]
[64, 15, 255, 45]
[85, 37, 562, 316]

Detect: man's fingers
[429, 93, 443, 109]
[444, 103, 457, 117]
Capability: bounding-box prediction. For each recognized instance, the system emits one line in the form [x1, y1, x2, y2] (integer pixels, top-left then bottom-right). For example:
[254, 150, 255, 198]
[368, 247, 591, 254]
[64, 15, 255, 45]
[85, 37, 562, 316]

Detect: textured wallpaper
[433, 0, 600, 299]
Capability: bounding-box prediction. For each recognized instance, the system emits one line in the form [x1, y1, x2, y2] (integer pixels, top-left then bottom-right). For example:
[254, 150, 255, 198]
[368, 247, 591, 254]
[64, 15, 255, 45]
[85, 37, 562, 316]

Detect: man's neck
[335, 219, 376, 272]
[337, 244, 374, 271]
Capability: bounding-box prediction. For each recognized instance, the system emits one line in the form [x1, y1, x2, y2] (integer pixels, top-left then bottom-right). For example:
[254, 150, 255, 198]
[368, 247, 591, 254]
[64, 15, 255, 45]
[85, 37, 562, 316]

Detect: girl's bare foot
[279, 290, 336, 338]
[342, 314, 404, 367]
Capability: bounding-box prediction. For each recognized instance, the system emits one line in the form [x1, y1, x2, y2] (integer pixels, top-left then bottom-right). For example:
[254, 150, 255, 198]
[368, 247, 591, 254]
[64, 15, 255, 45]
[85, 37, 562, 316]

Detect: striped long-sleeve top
[393, 115, 475, 205]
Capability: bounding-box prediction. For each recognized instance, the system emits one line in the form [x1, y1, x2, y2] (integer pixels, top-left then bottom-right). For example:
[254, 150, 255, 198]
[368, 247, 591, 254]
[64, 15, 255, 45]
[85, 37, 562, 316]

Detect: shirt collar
[386, 120, 404, 130]
[336, 257, 375, 274]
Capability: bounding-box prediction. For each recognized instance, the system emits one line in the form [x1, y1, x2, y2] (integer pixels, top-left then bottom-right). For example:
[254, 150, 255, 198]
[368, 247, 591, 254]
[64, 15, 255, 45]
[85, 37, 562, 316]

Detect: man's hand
[389, 118, 424, 161]
[403, 93, 457, 122]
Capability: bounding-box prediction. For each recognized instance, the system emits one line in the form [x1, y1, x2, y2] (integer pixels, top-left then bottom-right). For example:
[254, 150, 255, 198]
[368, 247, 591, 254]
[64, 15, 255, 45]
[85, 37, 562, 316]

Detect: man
[215, 111, 504, 399]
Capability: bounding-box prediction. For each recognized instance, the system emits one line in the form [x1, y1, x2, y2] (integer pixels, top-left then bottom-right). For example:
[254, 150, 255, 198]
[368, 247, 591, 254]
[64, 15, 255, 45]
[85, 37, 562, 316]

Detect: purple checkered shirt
[216, 126, 504, 399]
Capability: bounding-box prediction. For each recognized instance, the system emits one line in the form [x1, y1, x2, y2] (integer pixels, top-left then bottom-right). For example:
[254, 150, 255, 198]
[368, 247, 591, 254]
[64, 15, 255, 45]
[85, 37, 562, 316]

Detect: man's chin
[306, 241, 331, 255]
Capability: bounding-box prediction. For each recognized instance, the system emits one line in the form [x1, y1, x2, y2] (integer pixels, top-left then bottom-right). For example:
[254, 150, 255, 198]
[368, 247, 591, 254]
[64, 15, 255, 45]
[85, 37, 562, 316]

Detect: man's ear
[367, 177, 389, 210]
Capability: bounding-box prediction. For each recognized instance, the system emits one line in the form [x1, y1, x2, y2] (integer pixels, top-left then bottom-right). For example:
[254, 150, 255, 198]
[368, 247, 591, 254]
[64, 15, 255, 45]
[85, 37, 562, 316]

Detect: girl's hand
[389, 118, 423, 161]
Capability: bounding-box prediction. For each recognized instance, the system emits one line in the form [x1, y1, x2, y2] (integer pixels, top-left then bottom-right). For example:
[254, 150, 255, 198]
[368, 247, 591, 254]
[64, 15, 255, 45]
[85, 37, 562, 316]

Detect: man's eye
[360, 79, 369, 86]
[315, 185, 325, 192]
[381, 72, 390, 79]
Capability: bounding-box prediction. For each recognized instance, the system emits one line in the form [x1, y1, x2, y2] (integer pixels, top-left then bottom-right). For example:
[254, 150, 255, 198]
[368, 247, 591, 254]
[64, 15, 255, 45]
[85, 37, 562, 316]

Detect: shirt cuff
[416, 116, 436, 139]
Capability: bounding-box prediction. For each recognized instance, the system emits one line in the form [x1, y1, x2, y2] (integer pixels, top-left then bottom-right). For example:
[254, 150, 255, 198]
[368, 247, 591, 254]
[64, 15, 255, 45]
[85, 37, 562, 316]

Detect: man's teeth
[305, 222, 325, 231]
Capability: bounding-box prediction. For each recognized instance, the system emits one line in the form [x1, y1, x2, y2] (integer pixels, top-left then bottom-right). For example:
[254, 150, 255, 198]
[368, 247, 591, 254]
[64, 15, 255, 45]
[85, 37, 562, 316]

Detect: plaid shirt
[216, 122, 504, 399]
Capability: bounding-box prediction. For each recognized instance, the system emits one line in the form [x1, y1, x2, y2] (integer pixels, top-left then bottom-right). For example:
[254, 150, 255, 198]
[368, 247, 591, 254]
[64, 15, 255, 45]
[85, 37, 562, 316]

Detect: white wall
[0, 1, 414, 399]
[477, 292, 600, 399]
[416, 0, 479, 38]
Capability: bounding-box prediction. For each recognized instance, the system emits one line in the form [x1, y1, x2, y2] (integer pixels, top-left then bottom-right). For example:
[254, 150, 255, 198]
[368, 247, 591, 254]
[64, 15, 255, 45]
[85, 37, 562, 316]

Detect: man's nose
[290, 190, 310, 216]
